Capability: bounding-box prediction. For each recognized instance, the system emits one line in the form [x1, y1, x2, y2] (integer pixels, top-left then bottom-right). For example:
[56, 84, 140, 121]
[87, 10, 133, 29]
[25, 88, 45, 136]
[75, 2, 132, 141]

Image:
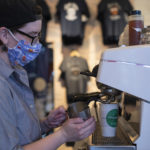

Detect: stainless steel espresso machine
[88, 45, 150, 150]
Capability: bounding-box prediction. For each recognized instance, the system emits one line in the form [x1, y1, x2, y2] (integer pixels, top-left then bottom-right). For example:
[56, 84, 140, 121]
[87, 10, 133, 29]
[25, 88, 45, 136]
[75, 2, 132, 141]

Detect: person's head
[0, 0, 42, 49]
[0, 0, 43, 66]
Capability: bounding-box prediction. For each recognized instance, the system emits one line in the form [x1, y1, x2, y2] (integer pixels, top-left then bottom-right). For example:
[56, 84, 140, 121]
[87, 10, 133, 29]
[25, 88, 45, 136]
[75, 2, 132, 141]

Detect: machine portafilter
[67, 85, 121, 122]
[72, 84, 122, 104]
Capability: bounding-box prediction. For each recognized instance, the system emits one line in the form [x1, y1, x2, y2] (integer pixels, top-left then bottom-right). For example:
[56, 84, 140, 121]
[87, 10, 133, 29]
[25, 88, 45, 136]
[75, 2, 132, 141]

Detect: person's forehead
[20, 20, 42, 33]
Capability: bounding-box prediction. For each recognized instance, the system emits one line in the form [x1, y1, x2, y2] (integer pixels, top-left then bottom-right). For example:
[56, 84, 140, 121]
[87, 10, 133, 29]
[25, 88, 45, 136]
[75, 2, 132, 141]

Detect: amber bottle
[129, 10, 144, 45]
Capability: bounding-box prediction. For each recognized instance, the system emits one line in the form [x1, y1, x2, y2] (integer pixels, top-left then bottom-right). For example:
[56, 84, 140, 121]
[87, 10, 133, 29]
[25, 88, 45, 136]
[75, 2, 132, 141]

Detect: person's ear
[0, 27, 9, 45]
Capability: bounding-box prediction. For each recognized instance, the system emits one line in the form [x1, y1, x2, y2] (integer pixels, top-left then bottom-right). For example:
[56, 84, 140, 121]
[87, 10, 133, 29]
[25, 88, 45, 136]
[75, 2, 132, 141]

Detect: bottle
[141, 26, 150, 44]
[129, 10, 144, 45]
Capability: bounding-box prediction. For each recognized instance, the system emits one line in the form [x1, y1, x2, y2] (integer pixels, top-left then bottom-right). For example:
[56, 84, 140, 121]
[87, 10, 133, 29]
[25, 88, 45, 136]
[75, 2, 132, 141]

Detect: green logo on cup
[106, 109, 118, 127]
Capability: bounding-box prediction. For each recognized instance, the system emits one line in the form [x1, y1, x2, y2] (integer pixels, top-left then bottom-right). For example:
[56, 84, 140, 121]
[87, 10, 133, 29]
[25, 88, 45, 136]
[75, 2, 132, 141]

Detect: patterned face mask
[7, 29, 42, 66]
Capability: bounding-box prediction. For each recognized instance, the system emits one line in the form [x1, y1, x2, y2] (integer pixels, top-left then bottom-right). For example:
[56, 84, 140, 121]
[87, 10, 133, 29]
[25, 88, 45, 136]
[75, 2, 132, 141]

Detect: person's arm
[23, 129, 65, 150]
[24, 117, 95, 150]
[0, 79, 95, 150]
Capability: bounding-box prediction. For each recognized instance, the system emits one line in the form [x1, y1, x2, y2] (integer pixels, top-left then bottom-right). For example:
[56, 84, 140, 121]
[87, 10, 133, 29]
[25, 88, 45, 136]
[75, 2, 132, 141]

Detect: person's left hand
[45, 106, 67, 129]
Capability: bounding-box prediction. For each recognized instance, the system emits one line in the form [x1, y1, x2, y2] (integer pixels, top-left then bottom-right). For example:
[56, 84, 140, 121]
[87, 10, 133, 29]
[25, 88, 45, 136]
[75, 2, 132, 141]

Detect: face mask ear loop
[7, 29, 19, 42]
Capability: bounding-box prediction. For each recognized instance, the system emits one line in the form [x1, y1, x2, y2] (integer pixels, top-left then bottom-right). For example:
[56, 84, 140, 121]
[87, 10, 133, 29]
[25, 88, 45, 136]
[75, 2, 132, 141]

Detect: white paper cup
[99, 103, 118, 137]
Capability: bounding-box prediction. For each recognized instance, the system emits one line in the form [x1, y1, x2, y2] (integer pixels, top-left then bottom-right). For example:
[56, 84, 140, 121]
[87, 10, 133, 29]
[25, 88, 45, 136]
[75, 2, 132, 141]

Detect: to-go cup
[99, 103, 118, 137]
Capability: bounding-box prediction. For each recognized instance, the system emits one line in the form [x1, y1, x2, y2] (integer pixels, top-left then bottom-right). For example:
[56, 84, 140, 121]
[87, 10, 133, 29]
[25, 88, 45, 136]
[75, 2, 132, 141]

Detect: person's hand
[45, 106, 67, 128]
[59, 117, 96, 142]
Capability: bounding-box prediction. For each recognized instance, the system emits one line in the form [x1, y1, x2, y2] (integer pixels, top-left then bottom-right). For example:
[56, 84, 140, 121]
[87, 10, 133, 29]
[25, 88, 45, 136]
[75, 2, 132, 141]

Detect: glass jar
[129, 10, 144, 45]
[141, 26, 150, 44]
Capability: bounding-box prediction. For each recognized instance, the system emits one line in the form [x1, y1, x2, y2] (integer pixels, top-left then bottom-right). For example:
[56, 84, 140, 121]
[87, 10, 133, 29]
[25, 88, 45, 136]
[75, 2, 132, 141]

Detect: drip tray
[92, 122, 130, 145]
[88, 122, 136, 150]
[93, 136, 124, 145]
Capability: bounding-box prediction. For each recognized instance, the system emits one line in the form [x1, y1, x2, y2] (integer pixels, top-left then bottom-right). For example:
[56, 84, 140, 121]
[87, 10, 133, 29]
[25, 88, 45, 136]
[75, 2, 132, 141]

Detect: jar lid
[130, 10, 141, 15]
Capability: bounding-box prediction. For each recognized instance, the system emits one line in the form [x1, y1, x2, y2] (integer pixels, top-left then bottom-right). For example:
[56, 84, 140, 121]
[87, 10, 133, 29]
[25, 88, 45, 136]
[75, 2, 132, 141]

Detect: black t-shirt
[97, 0, 133, 45]
[56, 0, 89, 45]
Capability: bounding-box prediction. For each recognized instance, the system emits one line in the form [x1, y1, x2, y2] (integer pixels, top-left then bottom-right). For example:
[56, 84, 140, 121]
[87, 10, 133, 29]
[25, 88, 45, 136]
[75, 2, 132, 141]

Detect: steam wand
[72, 91, 118, 104]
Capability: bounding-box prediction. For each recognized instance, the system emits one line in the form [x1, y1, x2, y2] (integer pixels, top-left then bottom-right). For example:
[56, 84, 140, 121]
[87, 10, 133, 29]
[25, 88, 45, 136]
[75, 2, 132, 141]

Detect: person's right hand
[59, 117, 96, 142]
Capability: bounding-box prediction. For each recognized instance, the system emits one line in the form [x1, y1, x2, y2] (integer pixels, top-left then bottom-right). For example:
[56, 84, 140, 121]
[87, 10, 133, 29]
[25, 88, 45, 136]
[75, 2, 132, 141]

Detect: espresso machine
[87, 45, 150, 150]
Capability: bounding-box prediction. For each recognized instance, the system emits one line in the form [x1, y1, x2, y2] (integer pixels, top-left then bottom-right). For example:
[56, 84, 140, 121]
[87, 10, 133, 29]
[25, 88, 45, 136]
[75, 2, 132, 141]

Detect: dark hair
[0, 3, 42, 50]
[0, 0, 43, 28]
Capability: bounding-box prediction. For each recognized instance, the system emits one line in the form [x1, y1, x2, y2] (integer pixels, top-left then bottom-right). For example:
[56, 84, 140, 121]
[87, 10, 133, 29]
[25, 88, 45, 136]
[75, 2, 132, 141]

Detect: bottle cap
[130, 10, 141, 15]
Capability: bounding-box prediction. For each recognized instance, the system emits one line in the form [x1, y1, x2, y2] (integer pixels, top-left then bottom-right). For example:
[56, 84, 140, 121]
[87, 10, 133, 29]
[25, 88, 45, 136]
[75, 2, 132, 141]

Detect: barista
[0, 0, 96, 149]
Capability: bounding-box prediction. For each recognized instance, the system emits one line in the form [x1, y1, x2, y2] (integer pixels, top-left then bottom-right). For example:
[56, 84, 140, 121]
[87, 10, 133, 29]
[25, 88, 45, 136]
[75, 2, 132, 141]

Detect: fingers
[55, 106, 66, 114]
[54, 116, 67, 124]
[54, 112, 67, 118]
[58, 106, 66, 113]
[79, 117, 95, 128]
[73, 117, 96, 140]
[49, 115, 66, 123]
[79, 121, 96, 139]
[68, 118, 84, 124]
[60, 117, 96, 142]
[48, 114, 67, 127]
[55, 115, 66, 121]
[50, 106, 66, 118]
[65, 117, 95, 127]
[54, 113, 67, 123]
